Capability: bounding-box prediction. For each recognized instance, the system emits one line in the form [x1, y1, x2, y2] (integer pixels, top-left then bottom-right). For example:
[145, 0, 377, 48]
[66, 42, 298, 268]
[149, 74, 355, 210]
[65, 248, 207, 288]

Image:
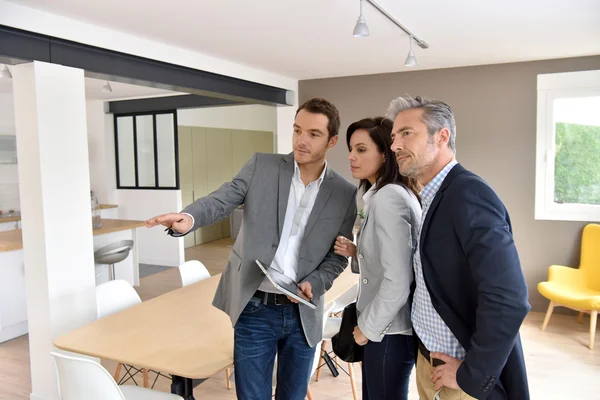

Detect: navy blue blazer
[418, 163, 530, 399]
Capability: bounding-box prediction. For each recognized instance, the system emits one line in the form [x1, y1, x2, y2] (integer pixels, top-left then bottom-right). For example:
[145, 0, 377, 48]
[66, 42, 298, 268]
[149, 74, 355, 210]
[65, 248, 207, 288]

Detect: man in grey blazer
[146, 98, 357, 400]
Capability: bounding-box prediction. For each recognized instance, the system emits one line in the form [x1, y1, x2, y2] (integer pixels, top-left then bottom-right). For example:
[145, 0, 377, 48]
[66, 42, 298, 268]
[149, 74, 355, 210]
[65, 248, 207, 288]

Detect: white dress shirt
[259, 160, 327, 293]
[180, 161, 327, 293]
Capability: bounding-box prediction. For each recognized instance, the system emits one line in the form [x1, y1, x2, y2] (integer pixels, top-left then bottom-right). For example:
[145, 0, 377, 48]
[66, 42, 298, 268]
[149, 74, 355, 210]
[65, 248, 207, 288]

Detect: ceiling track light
[353, 0, 429, 67]
[102, 81, 112, 93]
[404, 36, 417, 67]
[0, 64, 12, 79]
[362, 0, 428, 49]
[353, 0, 370, 37]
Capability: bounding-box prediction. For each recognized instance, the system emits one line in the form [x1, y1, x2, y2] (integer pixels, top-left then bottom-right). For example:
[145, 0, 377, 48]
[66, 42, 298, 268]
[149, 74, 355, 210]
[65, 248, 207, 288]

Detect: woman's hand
[334, 236, 357, 258]
[353, 325, 368, 346]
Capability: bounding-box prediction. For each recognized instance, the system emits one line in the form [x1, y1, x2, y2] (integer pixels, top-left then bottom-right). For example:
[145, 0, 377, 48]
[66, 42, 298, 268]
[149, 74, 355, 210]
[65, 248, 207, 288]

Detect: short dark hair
[296, 98, 341, 139]
[346, 117, 421, 202]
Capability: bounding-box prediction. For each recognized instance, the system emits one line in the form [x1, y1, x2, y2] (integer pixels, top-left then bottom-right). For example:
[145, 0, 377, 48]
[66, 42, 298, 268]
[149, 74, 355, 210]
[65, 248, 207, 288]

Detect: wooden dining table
[53, 267, 358, 399]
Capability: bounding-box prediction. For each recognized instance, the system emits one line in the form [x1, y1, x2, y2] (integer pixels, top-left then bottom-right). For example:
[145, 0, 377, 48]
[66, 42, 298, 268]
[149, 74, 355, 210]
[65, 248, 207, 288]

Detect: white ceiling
[6, 0, 600, 80]
[0, 73, 178, 100]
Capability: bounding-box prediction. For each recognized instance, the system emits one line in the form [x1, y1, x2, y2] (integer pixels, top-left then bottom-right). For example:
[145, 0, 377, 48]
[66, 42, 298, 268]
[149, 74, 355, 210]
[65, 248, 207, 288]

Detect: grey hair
[386, 95, 456, 153]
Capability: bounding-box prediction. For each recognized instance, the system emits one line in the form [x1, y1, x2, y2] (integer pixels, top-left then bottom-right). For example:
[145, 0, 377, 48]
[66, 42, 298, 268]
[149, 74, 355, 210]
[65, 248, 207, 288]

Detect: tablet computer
[255, 260, 317, 309]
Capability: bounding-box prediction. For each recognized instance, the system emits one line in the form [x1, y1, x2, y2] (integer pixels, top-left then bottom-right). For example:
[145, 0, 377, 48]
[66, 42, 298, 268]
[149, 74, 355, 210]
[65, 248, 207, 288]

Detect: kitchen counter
[0, 218, 145, 252]
[0, 217, 145, 343]
[0, 215, 21, 223]
[91, 218, 145, 236]
[0, 204, 118, 223]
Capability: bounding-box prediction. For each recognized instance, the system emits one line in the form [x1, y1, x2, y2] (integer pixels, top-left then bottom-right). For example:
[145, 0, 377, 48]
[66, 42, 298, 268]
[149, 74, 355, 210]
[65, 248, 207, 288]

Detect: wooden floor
[2, 237, 600, 399]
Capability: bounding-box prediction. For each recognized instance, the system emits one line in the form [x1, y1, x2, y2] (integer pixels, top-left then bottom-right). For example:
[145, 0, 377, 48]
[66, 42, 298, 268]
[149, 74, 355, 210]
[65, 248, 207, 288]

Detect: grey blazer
[180, 152, 357, 347]
[351, 183, 421, 342]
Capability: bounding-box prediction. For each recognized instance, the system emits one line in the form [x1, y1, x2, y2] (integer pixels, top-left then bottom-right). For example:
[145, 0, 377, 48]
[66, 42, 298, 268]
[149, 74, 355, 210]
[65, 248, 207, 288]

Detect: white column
[276, 102, 296, 154]
[12, 61, 97, 400]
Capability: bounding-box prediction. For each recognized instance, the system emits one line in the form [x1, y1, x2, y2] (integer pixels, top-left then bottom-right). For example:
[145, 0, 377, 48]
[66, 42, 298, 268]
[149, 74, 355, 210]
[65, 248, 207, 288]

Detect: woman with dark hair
[334, 117, 421, 400]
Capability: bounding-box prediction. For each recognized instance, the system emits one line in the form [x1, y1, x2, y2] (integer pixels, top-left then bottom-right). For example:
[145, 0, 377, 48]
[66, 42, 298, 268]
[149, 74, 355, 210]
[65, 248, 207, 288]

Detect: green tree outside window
[554, 122, 600, 205]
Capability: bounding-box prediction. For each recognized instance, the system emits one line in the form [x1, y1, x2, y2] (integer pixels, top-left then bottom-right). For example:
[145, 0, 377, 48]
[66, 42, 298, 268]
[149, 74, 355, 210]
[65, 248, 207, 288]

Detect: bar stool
[94, 240, 134, 281]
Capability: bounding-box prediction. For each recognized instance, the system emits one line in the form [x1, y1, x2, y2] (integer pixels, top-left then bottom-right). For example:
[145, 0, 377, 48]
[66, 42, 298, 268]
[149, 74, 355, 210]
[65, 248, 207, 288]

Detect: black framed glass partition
[114, 110, 179, 189]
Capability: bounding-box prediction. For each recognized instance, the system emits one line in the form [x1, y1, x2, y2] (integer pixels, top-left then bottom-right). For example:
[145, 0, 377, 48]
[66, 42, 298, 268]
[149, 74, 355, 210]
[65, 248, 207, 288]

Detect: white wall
[276, 105, 295, 154]
[0, 93, 19, 212]
[178, 104, 277, 131]
[87, 105, 184, 267]
[0, 92, 14, 133]
[1, 98, 117, 212]
[85, 104, 279, 269]
[117, 189, 184, 267]
[178, 104, 279, 151]
[86, 100, 118, 205]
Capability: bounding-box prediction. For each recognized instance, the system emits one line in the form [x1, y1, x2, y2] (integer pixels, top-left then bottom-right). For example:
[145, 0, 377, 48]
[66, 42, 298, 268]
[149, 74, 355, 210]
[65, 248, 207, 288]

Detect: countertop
[0, 215, 20, 223]
[0, 218, 145, 252]
[0, 204, 118, 224]
[98, 204, 118, 210]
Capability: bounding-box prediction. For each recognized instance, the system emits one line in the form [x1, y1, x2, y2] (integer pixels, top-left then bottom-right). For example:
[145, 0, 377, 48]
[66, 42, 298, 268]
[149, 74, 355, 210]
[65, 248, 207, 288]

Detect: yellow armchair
[538, 223, 600, 349]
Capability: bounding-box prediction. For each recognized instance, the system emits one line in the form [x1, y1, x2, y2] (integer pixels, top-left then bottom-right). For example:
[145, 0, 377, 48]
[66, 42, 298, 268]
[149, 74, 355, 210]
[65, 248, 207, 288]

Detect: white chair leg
[579, 311, 585, 324]
[590, 310, 597, 350]
[541, 301, 555, 331]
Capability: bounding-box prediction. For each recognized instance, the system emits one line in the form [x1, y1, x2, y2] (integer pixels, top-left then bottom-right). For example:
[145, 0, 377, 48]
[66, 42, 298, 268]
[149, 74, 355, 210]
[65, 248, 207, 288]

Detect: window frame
[535, 69, 600, 222]
[113, 110, 180, 190]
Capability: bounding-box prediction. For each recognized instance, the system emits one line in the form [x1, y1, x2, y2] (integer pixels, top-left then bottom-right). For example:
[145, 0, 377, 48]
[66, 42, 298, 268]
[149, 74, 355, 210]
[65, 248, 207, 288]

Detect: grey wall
[299, 55, 600, 312]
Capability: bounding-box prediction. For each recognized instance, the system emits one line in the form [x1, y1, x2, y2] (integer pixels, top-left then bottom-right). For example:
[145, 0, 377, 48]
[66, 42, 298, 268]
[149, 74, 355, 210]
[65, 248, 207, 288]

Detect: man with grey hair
[388, 95, 530, 399]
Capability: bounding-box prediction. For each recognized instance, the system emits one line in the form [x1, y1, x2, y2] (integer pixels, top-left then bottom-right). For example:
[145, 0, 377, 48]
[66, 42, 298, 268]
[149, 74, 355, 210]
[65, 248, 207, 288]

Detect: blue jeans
[362, 334, 415, 400]
[234, 296, 316, 400]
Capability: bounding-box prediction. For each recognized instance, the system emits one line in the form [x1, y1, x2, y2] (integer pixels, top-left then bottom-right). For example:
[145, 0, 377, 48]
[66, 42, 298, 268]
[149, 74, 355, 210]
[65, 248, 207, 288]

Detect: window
[535, 70, 600, 222]
[114, 111, 179, 189]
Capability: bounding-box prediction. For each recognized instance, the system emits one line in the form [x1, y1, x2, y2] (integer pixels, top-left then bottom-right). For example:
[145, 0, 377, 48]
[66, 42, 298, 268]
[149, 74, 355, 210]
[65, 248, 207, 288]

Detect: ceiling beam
[0, 24, 293, 106]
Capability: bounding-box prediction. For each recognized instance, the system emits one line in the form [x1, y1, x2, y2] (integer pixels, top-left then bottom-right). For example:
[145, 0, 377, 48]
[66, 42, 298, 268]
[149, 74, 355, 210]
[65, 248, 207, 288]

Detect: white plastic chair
[314, 293, 360, 400]
[96, 279, 142, 320]
[329, 283, 359, 315]
[95, 280, 149, 387]
[305, 303, 335, 400]
[178, 260, 231, 388]
[51, 351, 183, 400]
[178, 260, 211, 288]
[316, 282, 358, 384]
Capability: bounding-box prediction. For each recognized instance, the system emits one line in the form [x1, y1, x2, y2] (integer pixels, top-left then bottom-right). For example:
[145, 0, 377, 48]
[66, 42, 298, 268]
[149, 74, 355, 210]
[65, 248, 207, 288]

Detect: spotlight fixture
[102, 81, 112, 93]
[352, 0, 429, 66]
[352, 0, 370, 37]
[404, 36, 417, 67]
[0, 64, 12, 79]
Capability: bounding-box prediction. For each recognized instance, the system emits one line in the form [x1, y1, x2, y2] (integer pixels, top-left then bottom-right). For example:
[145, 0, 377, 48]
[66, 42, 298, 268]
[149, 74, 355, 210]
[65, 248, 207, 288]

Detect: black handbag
[331, 302, 363, 362]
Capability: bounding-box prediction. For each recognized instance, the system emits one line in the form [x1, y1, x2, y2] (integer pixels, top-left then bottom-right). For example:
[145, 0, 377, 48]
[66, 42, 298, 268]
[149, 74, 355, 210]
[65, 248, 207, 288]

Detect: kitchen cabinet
[178, 126, 273, 247]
